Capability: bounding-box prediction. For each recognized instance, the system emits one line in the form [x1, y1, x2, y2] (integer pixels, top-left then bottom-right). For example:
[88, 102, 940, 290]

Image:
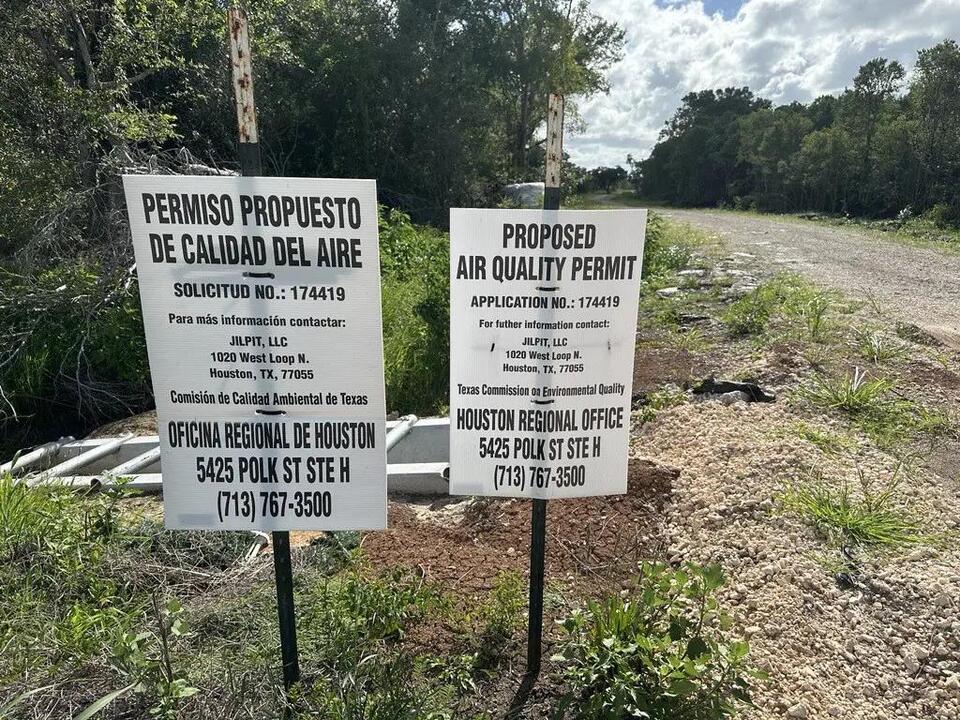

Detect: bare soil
[363, 458, 675, 598]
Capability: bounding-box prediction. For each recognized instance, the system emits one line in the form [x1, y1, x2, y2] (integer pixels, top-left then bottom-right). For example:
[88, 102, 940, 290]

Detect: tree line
[0, 0, 624, 260]
[635, 41, 960, 226]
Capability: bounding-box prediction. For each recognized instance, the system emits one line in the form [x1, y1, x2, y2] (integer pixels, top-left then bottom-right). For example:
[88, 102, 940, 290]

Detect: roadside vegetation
[632, 219, 957, 556]
[0, 469, 754, 719]
[632, 42, 960, 244]
[780, 463, 931, 551]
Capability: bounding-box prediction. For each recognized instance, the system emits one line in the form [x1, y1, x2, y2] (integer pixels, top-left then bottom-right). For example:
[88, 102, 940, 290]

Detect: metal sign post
[227, 7, 301, 693]
[525, 93, 564, 677]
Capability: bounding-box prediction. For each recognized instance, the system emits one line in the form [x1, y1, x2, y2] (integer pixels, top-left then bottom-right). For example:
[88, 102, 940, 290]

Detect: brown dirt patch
[902, 360, 960, 390]
[362, 458, 675, 598]
[632, 347, 705, 394]
[927, 439, 960, 482]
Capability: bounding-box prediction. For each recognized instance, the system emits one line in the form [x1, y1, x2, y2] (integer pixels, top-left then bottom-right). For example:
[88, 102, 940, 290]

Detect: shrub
[553, 562, 759, 720]
[926, 202, 960, 230]
[378, 207, 449, 415]
[0, 264, 150, 454]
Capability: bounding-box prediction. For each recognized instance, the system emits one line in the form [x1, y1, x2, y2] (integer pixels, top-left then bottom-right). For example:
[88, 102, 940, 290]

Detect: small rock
[656, 287, 680, 298]
[719, 390, 750, 405]
[946, 674, 960, 691]
[934, 592, 952, 607]
[787, 703, 808, 718]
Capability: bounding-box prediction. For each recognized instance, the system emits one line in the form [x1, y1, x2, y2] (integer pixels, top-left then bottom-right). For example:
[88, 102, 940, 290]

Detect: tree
[908, 40, 960, 217]
[641, 88, 769, 205]
[738, 105, 812, 211]
[838, 57, 905, 212]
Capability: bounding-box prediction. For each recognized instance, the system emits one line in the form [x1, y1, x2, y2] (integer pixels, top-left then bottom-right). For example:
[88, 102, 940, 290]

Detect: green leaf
[75, 684, 135, 720]
[686, 636, 709, 659]
[669, 678, 698, 696]
[0, 685, 56, 719]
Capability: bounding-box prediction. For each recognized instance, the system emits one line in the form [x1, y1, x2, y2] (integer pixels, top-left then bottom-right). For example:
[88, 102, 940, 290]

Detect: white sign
[123, 175, 387, 530]
[449, 208, 646, 499]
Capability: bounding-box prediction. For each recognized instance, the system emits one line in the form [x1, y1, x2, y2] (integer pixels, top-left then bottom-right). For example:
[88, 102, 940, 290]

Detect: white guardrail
[3, 416, 450, 495]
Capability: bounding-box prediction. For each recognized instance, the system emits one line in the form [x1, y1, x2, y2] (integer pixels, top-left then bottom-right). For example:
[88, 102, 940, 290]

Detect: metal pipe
[29, 434, 133, 486]
[386, 414, 418, 452]
[108, 446, 162, 476]
[1, 437, 74, 476]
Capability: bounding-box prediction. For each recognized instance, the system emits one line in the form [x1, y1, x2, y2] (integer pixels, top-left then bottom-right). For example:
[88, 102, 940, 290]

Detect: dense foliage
[638, 42, 960, 224]
[0, 0, 623, 449]
[0, 0, 623, 250]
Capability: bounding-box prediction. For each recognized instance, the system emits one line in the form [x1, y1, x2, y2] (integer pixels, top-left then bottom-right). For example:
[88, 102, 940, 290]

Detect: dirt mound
[362, 458, 676, 597]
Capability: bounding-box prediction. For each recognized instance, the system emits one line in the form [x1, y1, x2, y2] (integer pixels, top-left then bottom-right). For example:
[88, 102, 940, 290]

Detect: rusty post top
[228, 7, 259, 145]
[545, 94, 565, 189]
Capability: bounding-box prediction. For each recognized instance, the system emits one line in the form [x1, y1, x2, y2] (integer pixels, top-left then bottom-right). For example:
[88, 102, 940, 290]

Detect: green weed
[781, 464, 930, 548]
[669, 327, 712, 352]
[723, 274, 836, 340]
[642, 213, 696, 281]
[854, 328, 906, 364]
[784, 290, 836, 342]
[801, 367, 893, 415]
[722, 291, 772, 336]
[553, 563, 760, 720]
[800, 368, 953, 446]
[637, 385, 688, 424]
[790, 422, 856, 455]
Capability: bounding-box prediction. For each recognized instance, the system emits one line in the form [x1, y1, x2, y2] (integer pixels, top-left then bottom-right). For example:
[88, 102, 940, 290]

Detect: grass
[800, 367, 954, 446]
[0, 473, 534, 719]
[790, 421, 857, 455]
[781, 464, 930, 549]
[801, 367, 893, 414]
[853, 327, 906, 365]
[721, 273, 838, 341]
[637, 385, 688, 424]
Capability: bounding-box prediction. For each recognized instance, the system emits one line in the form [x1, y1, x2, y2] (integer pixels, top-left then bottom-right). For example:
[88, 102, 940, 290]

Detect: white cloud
[565, 0, 960, 168]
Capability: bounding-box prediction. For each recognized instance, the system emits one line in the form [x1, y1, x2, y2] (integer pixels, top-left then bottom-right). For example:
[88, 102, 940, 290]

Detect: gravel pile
[633, 400, 960, 719]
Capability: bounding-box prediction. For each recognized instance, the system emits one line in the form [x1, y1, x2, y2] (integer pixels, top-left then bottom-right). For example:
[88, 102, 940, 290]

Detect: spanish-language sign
[122, 175, 387, 530]
[449, 208, 646, 499]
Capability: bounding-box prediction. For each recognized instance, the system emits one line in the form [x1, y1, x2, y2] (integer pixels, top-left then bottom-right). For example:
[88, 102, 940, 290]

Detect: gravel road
[660, 209, 960, 347]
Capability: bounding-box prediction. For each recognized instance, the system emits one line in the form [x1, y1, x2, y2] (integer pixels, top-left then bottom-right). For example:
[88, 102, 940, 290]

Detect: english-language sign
[449, 208, 646, 499]
[123, 175, 387, 530]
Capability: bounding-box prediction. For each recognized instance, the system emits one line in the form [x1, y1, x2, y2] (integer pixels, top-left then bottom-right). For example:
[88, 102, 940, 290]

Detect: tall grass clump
[378, 207, 449, 415]
[722, 273, 836, 340]
[801, 367, 893, 414]
[642, 213, 694, 281]
[781, 464, 929, 548]
[853, 327, 906, 364]
[801, 367, 953, 445]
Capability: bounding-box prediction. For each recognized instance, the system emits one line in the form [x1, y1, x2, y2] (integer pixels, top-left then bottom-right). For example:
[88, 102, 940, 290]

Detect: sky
[565, 0, 960, 169]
